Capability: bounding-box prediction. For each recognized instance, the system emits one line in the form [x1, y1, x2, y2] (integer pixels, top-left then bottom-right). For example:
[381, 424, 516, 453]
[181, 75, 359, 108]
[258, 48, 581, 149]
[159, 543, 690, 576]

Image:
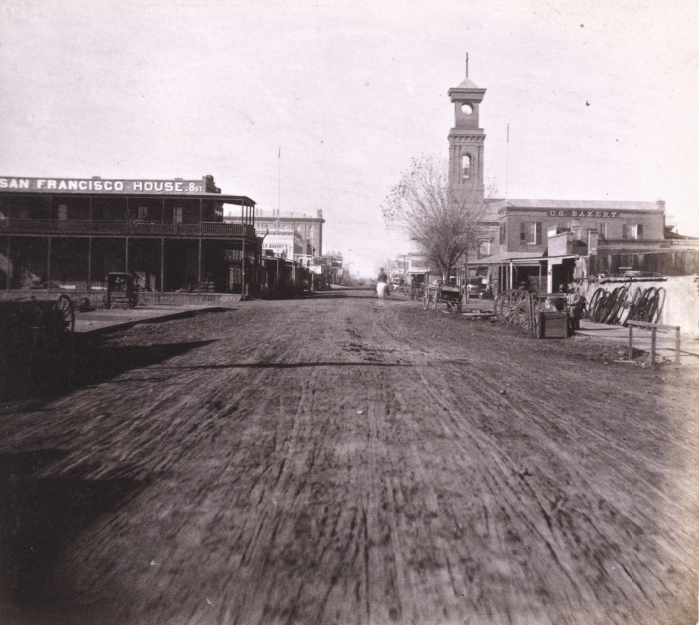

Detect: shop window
[520, 221, 542, 245]
[461, 154, 471, 180]
[138, 205, 148, 220]
[622, 223, 643, 240]
[597, 222, 607, 238]
[499, 223, 506, 245]
[173, 206, 183, 224]
[58, 204, 68, 220]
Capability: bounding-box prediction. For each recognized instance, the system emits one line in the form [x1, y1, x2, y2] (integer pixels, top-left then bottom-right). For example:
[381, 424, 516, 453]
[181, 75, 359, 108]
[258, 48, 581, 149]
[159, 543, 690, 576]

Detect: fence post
[675, 328, 681, 365]
[628, 325, 633, 360]
[650, 327, 657, 369]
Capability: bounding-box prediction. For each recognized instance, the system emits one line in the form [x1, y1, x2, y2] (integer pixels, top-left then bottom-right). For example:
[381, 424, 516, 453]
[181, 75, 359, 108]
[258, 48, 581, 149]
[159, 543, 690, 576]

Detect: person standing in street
[566, 284, 583, 333]
[376, 268, 388, 306]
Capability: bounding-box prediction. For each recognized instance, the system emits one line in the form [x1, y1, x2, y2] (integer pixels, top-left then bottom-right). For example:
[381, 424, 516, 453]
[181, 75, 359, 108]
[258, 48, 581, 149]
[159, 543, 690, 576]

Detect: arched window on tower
[461, 154, 471, 181]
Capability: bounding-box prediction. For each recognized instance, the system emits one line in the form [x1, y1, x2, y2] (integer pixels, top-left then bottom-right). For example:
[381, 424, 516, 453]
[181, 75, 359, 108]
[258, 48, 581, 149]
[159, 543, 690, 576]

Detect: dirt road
[1, 291, 697, 625]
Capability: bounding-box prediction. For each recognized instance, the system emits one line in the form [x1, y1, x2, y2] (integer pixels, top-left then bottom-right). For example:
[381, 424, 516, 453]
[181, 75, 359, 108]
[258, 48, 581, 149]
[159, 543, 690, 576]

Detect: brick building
[445, 69, 696, 293]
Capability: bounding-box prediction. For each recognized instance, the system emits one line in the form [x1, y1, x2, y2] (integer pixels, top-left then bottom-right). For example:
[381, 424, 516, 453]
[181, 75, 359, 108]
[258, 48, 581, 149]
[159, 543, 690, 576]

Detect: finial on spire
[466, 52, 469, 78]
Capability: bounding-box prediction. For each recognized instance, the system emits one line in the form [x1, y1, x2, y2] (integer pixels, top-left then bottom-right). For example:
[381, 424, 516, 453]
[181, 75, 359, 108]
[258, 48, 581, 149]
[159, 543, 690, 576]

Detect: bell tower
[448, 56, 486, 202]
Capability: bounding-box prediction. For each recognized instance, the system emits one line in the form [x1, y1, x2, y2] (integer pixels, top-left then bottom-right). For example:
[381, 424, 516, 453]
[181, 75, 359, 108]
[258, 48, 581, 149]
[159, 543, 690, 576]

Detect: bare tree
[382, 156, 486, 281]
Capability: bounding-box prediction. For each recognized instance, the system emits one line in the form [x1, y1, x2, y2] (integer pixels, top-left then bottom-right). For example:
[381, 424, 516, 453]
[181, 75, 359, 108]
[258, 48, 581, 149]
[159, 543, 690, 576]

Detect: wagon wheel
[430, 293, 438, 310]
[498, 290, 528, 324]
[617, 293, 633, 326]
[587, 288, 604, 321]
[623, 287, 643, 324]
[422, 291, 430, 310]
[53, 294, 75, 334]
[642, 287, 659, 323]
[635, 287, 655, 322]
[591, 290, 609, 322]
[652, 288, 666, 324]
[513, 298, 532, 329]
[604, 286, 628, 325]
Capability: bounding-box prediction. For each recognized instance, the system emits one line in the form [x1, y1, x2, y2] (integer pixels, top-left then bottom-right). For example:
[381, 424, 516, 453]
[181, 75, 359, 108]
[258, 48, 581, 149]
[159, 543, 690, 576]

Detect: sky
[1, 0, 698, 277]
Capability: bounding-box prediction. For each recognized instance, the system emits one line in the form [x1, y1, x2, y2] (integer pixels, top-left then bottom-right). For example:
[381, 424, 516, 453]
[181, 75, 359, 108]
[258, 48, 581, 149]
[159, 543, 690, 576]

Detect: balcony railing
[0, 219, 256, 238]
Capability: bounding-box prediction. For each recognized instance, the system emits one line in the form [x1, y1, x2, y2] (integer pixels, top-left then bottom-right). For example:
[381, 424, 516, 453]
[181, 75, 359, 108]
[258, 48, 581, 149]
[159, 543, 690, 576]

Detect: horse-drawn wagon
[422, 280, 464, 313]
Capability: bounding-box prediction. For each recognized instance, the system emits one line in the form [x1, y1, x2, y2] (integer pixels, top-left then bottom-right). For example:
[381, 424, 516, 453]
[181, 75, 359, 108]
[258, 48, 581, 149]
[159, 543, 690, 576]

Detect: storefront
[468, 199, 668, 294]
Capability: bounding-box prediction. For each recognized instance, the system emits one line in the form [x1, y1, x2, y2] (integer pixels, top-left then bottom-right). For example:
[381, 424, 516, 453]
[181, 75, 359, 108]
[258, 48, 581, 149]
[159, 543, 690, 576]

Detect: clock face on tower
[461, 103, 473, 115]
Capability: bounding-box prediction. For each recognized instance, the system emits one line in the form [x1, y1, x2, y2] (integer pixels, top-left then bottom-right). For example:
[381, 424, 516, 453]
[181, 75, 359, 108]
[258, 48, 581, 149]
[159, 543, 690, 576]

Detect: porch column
[6, 237, 10, 290]
[508, 262, 513, 290]
[47, 236, 52, 293]
[241, 233, 246, 297]
[87, 237, 92, 289]
[160, 237, 165, 293]
[125, 237, 129, 273]
[199, 199, 203, 224]
[197, 238, 202, 293]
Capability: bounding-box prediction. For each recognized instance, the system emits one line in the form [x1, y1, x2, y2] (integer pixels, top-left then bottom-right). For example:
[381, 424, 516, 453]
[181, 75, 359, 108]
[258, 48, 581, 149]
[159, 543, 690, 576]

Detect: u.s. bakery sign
[0, 177, 207, 194]
[548, 210, 619, 218]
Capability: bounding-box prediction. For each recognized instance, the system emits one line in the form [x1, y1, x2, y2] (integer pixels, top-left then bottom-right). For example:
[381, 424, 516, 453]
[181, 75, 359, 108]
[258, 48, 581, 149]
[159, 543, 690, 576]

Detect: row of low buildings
[0, 174, 336, 300]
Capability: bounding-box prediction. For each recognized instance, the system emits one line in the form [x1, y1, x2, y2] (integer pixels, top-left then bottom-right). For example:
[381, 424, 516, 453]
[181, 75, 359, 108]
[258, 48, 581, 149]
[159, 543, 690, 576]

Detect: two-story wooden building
[0, 175, 257, 296]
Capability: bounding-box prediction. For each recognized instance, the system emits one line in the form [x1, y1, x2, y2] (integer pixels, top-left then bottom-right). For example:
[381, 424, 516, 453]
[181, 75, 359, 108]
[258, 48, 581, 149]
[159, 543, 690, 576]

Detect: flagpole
[505, 124, 510, 204]
[278, 144, 281, 213]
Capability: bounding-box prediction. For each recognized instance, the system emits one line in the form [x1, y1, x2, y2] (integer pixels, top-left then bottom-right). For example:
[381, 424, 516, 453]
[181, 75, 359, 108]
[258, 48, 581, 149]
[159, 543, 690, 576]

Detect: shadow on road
[1, 339, 216, 404]
[0, 450, 146, 625]
[159, 361, 415, 370]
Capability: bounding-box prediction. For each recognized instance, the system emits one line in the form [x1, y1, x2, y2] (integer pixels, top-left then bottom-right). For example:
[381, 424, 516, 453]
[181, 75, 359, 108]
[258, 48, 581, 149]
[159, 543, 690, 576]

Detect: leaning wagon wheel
[637, 287, 656, 323]
[617, 290, 634, 326]
[422, 291, 429, 310]
[652, 288, 666, 324]
[498, 290, 527, 324]
[591, 290, 609, 322]
[604, 286, 627, 325]
[430, 293, 438, 310]
[513, 298, 533, 330]
[624, 287, 644, 324]
[642, 287, 659, 323]
[53, 294, 75, 334]
[587, 288, 604, 321]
